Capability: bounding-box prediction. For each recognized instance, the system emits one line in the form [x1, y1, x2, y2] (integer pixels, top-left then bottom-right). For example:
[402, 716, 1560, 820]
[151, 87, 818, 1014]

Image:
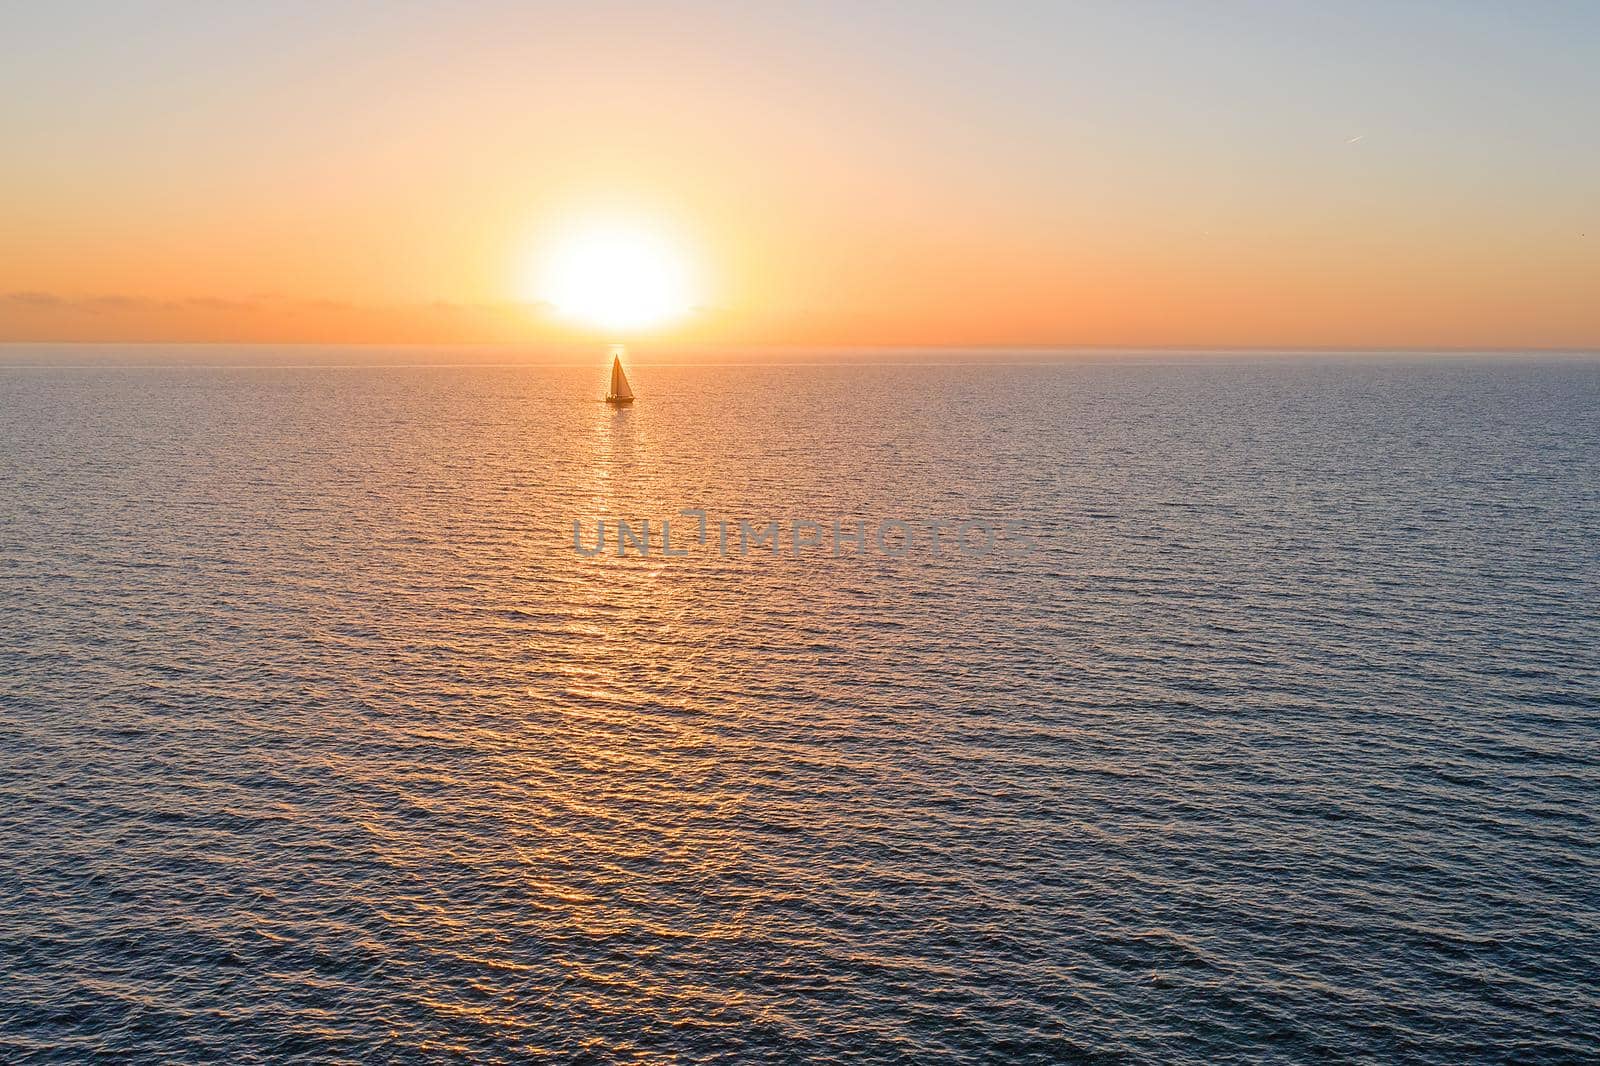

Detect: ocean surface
[1, 353, 1597, 1063]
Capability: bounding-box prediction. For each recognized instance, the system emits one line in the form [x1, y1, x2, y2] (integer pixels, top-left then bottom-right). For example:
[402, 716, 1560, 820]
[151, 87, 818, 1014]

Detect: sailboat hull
[605, 395, 634, 404]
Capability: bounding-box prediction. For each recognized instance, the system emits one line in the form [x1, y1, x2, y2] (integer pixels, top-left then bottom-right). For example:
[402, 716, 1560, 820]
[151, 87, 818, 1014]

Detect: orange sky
[3, 3, 1597, 350]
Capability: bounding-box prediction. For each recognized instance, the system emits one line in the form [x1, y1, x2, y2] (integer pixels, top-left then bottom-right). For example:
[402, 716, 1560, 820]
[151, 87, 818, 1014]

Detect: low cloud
[0, 290, 631, 344]
[3, 291, 258, 313]
[3, 291, 64, 307]
[184, 296, 256, 311]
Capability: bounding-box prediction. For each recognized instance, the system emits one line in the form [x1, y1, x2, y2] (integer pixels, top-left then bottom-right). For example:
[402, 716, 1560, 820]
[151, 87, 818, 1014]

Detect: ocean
[1, 353, 1597, 1062]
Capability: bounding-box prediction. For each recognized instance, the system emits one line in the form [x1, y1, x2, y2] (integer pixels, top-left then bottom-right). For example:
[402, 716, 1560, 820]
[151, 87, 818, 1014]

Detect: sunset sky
[3, 1, 1597, 349]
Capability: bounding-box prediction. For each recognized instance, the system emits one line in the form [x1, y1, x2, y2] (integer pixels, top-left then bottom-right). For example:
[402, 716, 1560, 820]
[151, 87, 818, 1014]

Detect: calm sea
[1, 353, 1597, 1063]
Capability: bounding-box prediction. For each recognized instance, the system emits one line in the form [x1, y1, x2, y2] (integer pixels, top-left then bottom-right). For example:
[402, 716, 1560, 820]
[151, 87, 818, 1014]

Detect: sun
[531, 222, 696, 333]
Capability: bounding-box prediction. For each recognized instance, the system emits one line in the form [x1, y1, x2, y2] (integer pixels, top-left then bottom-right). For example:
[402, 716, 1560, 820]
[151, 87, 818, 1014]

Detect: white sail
[609, 355, 634, 401]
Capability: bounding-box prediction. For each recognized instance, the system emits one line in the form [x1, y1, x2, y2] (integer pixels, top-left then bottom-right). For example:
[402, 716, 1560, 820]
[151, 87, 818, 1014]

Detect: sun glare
[533, 223, 695, 333]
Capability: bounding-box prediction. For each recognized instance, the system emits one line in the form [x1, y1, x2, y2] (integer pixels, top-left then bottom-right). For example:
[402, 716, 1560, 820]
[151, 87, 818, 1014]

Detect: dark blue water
[2, 355, 1597, 1063]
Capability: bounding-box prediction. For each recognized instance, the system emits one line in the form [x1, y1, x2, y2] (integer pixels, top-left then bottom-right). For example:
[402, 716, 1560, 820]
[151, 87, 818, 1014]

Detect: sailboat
[605, 351, 635, 404]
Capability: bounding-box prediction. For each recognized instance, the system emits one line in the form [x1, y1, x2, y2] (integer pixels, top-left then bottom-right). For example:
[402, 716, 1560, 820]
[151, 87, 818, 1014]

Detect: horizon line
[4, 340, 1600, 355]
